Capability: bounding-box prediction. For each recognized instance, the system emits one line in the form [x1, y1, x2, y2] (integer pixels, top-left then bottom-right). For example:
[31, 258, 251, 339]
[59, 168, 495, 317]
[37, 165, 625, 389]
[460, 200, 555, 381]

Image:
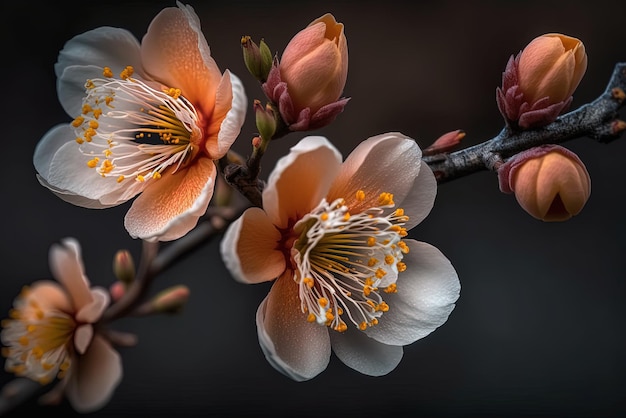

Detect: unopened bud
[242, 36, 273, 83]
[151, 285, 190, 314]
[423, 129, 465, 156]
[498, 145, 591, 222]
[254, 100, 277, 140]
[112, 249, 135, 284]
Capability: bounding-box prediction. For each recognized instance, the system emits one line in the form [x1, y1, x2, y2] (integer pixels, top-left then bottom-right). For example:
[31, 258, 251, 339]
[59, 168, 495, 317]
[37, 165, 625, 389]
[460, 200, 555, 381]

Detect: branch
[424, 63, 626, 184]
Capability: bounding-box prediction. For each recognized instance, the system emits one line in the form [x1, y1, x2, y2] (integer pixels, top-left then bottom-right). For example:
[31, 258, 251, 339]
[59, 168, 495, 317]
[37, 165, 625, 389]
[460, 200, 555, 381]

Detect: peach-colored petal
[124, 157, 216, 242]
[263, 136, 342, 229]
[26, 281, 73, 313]
[204, 71, 247, 158]
[220, 207, 286, 284]
[74, 324, 94, 355]
[256, 272, 331, 381]
[140, 4, 222, 113]
[398, 163, 438, 230]
[76, 288, 110, 324]
[49, 238, 93, 312]
[65, 334, 122, 413]
[327, 133, 421, 214]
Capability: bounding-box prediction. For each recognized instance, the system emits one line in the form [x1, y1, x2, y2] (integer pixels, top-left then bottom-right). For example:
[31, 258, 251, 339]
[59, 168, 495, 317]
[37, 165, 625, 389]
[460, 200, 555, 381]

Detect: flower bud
[262, 13, 349, 131]
[498, 145, 591, 222]
[423, 129, 465, 156]
[112, 249, 135, 284]
[496, 33, 587, 129]
[241, 36, 273, 83]
[254, 99, 277, 140]
[151, 285, 190, 314]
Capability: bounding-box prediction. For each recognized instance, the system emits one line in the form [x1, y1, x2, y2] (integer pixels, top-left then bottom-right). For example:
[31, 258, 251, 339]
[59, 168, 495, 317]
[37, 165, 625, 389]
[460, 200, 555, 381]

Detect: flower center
[292, 190, 410, 332]
[1, 286, 75, 385]
[70, 66, 202, 183]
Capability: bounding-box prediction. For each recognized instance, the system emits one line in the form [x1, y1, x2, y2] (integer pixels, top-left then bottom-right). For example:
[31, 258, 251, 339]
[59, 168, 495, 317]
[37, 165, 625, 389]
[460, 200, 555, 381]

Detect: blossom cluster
[1, 1, 606, 413]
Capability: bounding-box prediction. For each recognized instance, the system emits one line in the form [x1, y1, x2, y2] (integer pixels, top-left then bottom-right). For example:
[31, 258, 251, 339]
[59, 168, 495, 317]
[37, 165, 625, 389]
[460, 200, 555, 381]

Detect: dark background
[1, 0, 625, 416]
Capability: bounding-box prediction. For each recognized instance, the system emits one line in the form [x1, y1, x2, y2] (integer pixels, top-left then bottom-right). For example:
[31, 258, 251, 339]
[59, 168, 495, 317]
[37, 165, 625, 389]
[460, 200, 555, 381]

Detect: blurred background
[1, 0, 625, 416]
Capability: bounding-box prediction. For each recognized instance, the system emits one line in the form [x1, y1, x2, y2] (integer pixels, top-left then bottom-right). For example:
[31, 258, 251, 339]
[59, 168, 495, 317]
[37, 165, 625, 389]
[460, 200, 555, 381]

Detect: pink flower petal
[25, 281, 73, 313]
[65, 334, 122, 413]
[76, 288, 110, 324]
[220, 207, 286, 284]
[49, 238, 93, 312]
[256, 272, 331, 381]
[124, 157, 217, 242]
[263, 136, 342, 229]
[74, 324, 94, 355]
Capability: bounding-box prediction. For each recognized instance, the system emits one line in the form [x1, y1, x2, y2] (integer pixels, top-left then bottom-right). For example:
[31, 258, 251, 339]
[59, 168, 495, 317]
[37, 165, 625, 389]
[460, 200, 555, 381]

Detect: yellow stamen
[102, 66, 113, 78]
[356, 190, 365, 201]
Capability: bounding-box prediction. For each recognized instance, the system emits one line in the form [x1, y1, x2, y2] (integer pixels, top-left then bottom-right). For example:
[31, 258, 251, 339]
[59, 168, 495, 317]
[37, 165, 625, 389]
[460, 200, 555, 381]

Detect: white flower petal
[215, 70, 247, 157]
[220, 207, 286, 284]
[56, 65, 105, 117]
[65, 334, 122, 413]
[74, 324, 94, 355]
[263, 136, 342, 229]
[55, 27, 143, 79]
[256, 273, 331, 381]
[400, 163, 438, 230]
[365, 240, 460, 346]
[330, 327, 403, 376]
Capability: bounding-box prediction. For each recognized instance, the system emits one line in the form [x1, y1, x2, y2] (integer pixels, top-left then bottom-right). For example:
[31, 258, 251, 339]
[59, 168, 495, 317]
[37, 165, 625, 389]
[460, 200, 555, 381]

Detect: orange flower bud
[498, 145, 591, 222]
[280, 13, 348, 115]
[518, 33, 588, 105]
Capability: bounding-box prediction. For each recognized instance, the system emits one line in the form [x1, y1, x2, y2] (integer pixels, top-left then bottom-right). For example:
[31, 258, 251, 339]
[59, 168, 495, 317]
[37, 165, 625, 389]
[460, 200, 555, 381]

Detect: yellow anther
[99, 160, 113, 174]
[60, 360, 71, 371]
[307, 313, 316, 323]
[85, 79, 95, 89]
[366, 300, 376, 309]
[356, 190, 366, 201]
[165, 87, 182, 99]
[378, 192, 394, 206]
[384, 254, 395, 265]
[384, 283, 398, 293]
[18, 336, 29, 346]
[117, 175, 125, 183]
[152, 172, 162, 180]
[83, 128, 96, 142]
[394, 208, 405, 217]
[367, 237, 376, 246]
[102, 66, 113, 78]
[371, 318, 379, 326]
[26, 324, 36, 333]
[88, 120, 99, 129]
[398, 241, 410, 254]
[71, 116, 84, 127]
[359, 322, 368, 331]
[337, 307, 344, 315]
[82, 104, 93, 114]
[343, 212, 351, 221]
[136, 175, 145, 182]
[325, 311, 334, 321]
[105, 96, 114, 106]
[375, 268, 387, 279]
[368, 258, 378, 267]
[335, 323, 348, 332]
[103, 149, 112, 157]
[35, 310, 44, 320]
[396, 262, 407, 272]
[87, 157, 99, 168]
[364, 277, 374, 286]
[75, 137, 84, 144]
[32, 346, 44, 359]
[92, 108, 103, 119]
[120, 65, 134, 80]
[302, 277, 315, 289]
[318, 297, 328, 308]
[363, 285, 372, 297]
[377, 302, 390, 312]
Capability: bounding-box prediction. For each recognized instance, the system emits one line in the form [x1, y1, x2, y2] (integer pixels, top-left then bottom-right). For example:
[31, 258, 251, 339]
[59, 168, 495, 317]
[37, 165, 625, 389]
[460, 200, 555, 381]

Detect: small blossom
[496, 33, 587, 129]
[262, 13, 349, 131]
[1, 238, 122, 413]
[33, 2, 247, 242]
[498, 145, 591, 221]
[220, 133, 460, 381]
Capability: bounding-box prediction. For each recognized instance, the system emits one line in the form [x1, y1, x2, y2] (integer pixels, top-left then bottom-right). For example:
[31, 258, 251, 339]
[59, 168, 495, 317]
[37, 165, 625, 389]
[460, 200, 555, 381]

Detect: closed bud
[254, 100, 277, 140]
[498, 145, 591, 222]
[151, 285, 190, 314]
[496, 33, 587, 129]
[112, 249, 135, 284]
[262, 13, 349, 131]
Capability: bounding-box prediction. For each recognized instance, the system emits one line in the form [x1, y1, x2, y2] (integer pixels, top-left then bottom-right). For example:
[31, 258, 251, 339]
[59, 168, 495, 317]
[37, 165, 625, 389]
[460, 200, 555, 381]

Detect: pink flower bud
[263, 13, 349, 131]
[496, 33, 587, 129]
[518, 34, 587, 105]
[498, 145, 591, 222]
[112, 249, 135, 284]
